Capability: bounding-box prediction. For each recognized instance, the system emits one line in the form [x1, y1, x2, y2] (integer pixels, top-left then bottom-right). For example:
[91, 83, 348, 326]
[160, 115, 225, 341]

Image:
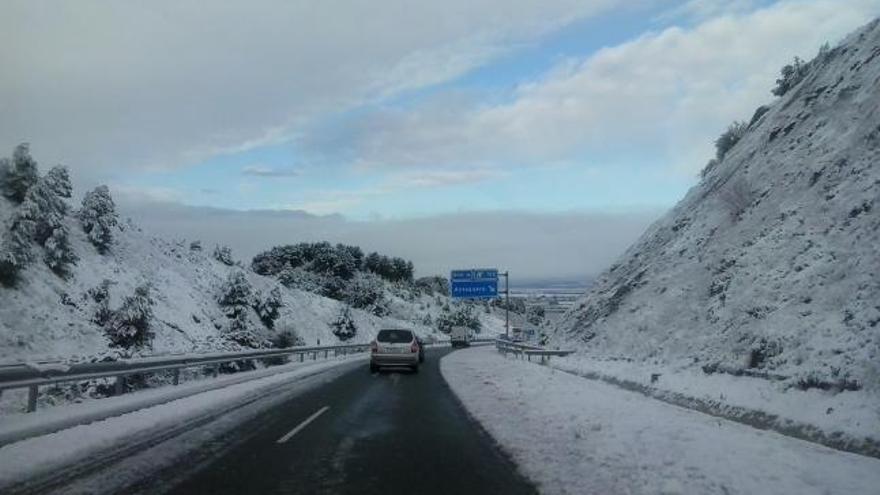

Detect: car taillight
[411, 341, 418, 353]
[371, 341, 378, 353]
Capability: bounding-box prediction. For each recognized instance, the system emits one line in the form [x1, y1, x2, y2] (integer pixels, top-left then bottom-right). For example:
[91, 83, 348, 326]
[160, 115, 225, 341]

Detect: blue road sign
[450, 268, 499, 299]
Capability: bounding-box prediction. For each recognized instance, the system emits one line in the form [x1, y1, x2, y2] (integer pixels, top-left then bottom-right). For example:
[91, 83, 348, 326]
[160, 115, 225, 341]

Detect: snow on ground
[0, 354, 363, 490]
[547, 354, 880, 456]
[441, 347, 880, 495]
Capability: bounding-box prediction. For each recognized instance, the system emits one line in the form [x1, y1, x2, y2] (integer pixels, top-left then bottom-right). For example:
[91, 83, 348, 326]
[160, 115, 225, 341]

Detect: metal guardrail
[0, 343, 371, 413]
[495, 339, 574, 363]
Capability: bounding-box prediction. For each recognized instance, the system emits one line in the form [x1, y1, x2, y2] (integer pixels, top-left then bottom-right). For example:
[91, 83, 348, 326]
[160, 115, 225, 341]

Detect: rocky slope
[556, 18, 880, 392]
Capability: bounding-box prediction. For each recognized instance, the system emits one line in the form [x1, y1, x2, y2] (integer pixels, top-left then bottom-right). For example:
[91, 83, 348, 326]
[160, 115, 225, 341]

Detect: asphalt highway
[162, 347, 537, 495]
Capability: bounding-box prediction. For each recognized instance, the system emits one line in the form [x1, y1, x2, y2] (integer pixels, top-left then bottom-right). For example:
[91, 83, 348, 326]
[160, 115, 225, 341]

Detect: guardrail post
[173, 369, 180, 386]
[27, 384, 38, 413]
[299, 353, 304, 362]
[212, 365, 219, 378]
[312, 352, 317, 360]
[115, 376, 125, 396]
[324, 350, 328, 359]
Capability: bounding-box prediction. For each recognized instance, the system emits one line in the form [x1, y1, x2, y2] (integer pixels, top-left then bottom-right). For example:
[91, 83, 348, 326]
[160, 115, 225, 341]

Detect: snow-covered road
[441, 346, 880, 495]
[0, 356, 365, 493]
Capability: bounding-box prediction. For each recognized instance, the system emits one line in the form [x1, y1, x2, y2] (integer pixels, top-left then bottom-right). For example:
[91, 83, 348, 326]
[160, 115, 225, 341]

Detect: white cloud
[241, 165, 299, 178]
[656, 0, 760, 23]
[0, 0, 621, 179]
[318, 0, 880, 175]
[392, 169, 503, 188]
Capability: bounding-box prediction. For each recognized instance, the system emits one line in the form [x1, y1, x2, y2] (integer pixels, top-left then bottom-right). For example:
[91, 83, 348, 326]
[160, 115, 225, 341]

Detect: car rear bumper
[371, 353, 419, 366]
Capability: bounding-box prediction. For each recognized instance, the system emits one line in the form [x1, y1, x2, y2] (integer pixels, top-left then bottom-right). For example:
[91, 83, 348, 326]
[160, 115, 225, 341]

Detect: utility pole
[501, 271, 510, 338]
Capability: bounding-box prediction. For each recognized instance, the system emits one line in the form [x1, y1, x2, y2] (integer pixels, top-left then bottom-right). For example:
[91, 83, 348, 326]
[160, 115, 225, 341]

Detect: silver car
[370, 329, 420, 373]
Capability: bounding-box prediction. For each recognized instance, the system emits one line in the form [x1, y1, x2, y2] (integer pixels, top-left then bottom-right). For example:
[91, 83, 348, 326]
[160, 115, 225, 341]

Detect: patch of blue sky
[385, 2, 676, 110]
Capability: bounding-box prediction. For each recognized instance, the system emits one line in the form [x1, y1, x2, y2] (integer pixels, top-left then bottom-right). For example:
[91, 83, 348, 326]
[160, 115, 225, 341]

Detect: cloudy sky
[2, 0, 878, 280]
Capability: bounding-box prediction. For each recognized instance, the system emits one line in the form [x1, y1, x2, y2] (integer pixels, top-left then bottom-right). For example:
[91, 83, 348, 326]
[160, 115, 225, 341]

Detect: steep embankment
[557, 19, 880, 391]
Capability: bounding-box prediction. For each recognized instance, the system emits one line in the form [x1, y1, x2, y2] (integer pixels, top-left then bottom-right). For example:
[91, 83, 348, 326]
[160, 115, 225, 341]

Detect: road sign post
[502, 271, 509, 338]
[450, 269, 499, 299]
[450, 268, 509, 337]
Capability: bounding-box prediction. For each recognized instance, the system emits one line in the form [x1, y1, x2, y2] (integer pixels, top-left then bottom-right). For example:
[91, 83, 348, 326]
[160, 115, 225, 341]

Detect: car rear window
[376, 329, 414, 343]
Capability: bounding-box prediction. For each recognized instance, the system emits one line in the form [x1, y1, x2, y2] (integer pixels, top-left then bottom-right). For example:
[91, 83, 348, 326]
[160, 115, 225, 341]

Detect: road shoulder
[441, 346, 880, 495]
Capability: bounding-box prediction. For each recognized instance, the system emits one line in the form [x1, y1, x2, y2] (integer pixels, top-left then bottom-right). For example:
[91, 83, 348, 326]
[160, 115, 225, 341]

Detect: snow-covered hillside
[557, 18, 880, 391]
[0, 192, 498, 365]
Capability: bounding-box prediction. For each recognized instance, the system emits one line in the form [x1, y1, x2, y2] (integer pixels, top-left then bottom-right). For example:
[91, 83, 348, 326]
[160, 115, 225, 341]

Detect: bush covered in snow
[772, 56, 809, 96]
[415, 275, 449, 295]
[715, 121, 748, 161]
[436, 303, 482, 334]
[213, 244, 235, 266]
[222, 312, 267, 349]
[271, 326, 305, 348]
[105, 283, 155, 349]
[79, 185, 118, 254]
[331, 306, 357, 341]
[718, 178, 754, 221]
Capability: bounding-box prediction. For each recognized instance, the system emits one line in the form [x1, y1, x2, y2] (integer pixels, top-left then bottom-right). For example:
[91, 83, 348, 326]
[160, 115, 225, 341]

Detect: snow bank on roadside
[441, 347, 880, 495]
[0, 355, 361, 490]
[549, 355, 880, 457]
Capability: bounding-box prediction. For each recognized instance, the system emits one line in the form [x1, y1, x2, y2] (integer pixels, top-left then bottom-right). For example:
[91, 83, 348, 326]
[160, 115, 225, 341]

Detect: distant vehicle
[371, 329, 420, 373]
[450, 326, 471, 348]
[511, 326, 524, 342]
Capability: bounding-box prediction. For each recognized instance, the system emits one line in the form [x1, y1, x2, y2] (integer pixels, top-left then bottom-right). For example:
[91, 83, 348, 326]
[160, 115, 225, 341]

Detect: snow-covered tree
[44, 165, 72, 198]
[526, 305, 545, 327]
[341, 272, 388, 316]
[253, 286, 283, 329]
[218, 270, 252, 318]
[79, 185, 118, 254]
[331, 306, 357, 341]
[106, 283, 154, 349]
[43, 225, 78, 278]
[18, 173, 70, 243]
[213, 244, 235, 265]
[278, 266, 323, 293]
[2, 167, 77, 278]
[0, 144, 39, 203]
[0, 228, 32, 286]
